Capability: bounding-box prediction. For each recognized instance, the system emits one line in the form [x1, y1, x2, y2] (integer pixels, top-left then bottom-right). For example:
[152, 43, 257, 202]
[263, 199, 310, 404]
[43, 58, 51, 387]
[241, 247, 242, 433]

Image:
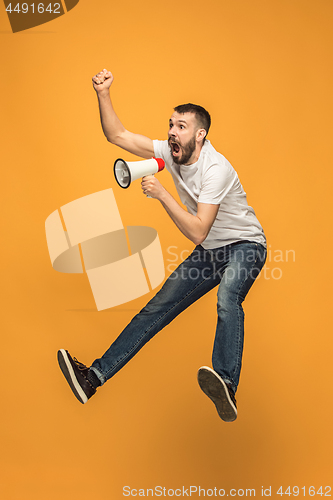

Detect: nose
[168, 127, 176, 139]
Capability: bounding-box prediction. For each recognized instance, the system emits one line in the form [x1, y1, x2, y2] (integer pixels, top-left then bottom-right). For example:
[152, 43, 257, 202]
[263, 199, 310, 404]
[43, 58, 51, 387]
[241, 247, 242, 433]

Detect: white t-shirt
[153, 139, 266, 250]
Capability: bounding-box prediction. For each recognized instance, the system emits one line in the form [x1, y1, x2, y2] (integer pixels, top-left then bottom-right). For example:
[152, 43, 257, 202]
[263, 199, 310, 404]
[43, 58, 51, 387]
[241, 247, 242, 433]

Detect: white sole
[58, 349, 88, 404]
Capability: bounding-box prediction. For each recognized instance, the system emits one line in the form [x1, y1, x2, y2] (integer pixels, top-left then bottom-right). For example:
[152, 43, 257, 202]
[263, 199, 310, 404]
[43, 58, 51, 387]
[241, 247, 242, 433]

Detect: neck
[183, 143, 203, 166]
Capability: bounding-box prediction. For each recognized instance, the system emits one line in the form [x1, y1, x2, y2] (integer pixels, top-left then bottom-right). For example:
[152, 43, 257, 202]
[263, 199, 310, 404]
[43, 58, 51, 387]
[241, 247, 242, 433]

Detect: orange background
[0, 0, 332, 498]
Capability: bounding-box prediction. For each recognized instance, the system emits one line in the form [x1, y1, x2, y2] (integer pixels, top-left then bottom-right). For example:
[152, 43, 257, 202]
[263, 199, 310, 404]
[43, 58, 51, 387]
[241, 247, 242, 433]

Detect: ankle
[87, 369, 101, 388]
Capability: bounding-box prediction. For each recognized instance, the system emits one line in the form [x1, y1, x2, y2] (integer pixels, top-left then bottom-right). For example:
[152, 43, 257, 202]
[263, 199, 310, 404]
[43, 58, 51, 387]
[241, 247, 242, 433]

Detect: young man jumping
[57, 69, 267, 422]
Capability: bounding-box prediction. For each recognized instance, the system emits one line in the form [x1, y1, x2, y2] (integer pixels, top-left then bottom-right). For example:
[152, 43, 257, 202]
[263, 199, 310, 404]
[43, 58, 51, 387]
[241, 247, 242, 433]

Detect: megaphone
[114, 157, 165, 189]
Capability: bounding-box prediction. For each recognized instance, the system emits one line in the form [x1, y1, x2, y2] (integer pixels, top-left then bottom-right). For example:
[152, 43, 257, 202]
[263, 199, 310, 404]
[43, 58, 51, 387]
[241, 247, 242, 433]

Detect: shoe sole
[57, 349, 88, 404]
[197, 366, 237, 422]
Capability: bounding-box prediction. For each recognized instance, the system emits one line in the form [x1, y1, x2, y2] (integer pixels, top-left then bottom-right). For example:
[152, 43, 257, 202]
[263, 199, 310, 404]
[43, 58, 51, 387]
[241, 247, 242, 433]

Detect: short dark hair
[174, 103, 211, 140]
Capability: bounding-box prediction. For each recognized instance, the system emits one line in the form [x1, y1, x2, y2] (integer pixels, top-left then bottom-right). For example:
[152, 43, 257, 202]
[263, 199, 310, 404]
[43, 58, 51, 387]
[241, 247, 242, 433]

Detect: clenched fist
[141, 175, 166, 200]
[92, 69, 114, 94]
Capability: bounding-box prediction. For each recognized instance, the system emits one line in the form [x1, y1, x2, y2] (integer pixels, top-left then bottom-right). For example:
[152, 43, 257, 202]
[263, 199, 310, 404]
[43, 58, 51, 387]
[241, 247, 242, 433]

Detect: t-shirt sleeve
[198, 163, 234, 205]
[153, 139, 164, 159]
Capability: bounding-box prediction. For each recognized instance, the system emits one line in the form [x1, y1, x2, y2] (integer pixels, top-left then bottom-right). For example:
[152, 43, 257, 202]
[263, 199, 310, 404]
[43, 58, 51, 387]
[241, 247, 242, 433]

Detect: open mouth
[169, 140, 181, 156]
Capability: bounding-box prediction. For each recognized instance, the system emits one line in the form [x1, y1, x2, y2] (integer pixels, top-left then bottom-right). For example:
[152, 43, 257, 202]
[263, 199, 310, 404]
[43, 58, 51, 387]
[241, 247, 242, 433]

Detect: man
[57, 69, 267, 422]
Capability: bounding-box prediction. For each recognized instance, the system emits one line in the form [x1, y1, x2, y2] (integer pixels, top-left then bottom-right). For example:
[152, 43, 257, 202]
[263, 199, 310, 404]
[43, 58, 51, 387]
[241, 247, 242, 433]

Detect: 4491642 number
[277, 486, 331, 496]
[5, 3, 61, 14]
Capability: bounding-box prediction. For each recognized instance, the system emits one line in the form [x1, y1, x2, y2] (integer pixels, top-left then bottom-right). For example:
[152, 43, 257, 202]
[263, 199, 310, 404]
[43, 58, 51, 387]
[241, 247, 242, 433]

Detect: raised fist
[92, 69, 114, 93]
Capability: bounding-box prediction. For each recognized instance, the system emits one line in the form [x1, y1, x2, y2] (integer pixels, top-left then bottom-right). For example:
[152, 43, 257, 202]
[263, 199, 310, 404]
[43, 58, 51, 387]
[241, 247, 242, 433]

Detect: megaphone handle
[143, 174, 154, 198]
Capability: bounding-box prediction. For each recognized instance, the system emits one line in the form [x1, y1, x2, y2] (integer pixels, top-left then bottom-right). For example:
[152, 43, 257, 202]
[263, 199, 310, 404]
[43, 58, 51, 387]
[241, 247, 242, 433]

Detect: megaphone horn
[114, 157, 165, 189]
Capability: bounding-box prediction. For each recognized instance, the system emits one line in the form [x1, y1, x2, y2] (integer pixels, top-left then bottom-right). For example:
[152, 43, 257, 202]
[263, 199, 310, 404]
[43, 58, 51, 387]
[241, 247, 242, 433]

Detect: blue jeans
[91, 241, 267, 393]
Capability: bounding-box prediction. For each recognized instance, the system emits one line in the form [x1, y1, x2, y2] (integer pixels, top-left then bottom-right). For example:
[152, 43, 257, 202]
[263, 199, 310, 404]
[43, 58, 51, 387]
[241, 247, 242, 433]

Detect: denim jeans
[91, 241, 267, 393]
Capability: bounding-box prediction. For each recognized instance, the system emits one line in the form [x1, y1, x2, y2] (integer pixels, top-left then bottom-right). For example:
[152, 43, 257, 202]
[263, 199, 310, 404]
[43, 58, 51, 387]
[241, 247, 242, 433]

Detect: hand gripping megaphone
[114, 157, 165, 189]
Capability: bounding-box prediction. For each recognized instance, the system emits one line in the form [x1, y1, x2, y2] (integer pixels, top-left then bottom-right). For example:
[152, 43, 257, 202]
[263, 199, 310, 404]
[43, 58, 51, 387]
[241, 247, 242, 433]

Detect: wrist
[158, 187, 170, 204]
[96, 89, 111, 99]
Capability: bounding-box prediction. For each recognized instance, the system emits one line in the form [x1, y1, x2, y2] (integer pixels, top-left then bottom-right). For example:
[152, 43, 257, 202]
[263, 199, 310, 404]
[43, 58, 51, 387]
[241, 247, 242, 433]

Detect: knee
[217, 293, 244, 325]
[217, 288, 237, 312]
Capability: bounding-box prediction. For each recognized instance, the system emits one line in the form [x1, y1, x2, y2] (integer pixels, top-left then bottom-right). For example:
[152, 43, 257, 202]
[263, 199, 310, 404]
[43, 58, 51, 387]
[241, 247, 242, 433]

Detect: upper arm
[196, 202, 220, 241]
[112, 130, 154, 159]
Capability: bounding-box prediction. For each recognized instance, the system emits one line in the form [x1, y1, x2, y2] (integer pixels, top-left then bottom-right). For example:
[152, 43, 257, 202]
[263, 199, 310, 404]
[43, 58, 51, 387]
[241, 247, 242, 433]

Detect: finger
[94, 71, 106, 83]
[92, 76, 103, 85]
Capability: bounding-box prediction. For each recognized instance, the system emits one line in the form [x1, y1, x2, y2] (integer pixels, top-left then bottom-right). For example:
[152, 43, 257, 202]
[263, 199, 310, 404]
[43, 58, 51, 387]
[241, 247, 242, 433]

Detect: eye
[180, 125, 185, 129]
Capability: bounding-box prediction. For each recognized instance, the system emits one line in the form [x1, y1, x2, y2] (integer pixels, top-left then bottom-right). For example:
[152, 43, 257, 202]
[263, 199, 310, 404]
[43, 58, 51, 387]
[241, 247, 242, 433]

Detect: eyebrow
[169, 119, 188, 125]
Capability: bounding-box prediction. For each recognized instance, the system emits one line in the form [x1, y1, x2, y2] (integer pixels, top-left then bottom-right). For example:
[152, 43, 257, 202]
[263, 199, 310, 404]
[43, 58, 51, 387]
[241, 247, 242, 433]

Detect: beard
[168, 136, 196, 165]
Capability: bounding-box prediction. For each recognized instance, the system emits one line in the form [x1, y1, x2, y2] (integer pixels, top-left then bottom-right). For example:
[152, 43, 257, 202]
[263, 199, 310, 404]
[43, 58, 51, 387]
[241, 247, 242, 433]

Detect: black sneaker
[57, 349, 96, 404]
[197, 366, 237, 422]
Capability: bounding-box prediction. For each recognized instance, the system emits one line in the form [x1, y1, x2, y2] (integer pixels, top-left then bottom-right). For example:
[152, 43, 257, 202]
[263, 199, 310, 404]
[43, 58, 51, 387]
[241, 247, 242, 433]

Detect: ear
[196, 128, 206, 143]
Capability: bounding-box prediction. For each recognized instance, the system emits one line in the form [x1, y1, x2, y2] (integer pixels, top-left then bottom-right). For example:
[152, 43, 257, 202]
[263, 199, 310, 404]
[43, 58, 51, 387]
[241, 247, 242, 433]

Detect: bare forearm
[93, 69, 154, 158]
[97, 91, 125, 143]
[159, 190, 208, 245]
[141, 175, 219, 245]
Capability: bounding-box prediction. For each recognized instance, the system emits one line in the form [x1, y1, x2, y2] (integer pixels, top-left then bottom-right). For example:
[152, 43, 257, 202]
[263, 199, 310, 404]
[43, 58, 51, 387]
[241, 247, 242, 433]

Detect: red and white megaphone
[114, 157, 165, 189]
